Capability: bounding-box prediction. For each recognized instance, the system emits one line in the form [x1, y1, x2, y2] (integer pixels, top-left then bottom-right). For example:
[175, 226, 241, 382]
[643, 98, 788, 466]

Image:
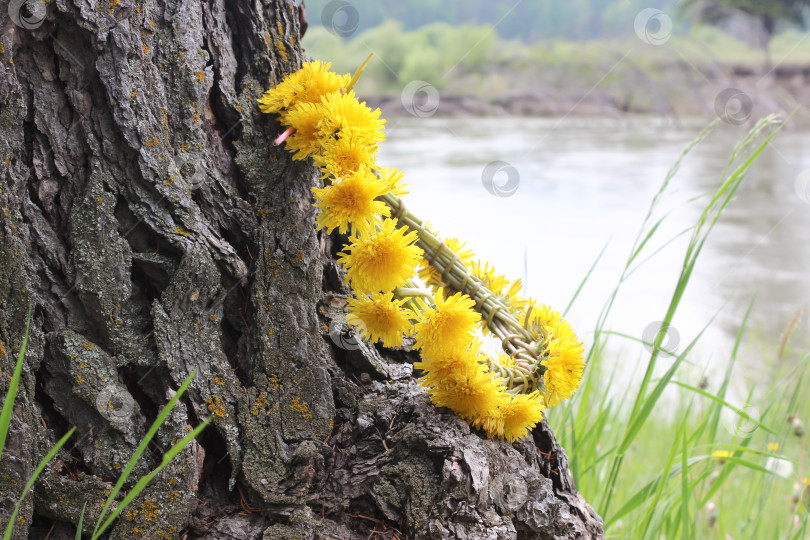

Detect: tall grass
[0, 306, 210, 538]
[549, 115, 810, 538]
[0, 307, 75, 539]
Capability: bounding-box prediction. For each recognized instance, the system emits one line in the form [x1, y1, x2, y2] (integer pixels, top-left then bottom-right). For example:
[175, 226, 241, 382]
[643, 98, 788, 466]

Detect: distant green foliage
[304, 0, 686, 41]
[304, 21, 494, 91]
[682, 0, 810, 33]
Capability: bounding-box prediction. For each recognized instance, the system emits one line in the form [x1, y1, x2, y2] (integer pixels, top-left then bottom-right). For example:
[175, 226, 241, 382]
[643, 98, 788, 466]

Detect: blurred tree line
[304, 0, 681, 41]
[301, 0, 810, 95]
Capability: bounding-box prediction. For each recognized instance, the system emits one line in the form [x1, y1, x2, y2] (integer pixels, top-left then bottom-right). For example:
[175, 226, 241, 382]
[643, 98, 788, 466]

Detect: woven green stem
[381, 192, 548, 393]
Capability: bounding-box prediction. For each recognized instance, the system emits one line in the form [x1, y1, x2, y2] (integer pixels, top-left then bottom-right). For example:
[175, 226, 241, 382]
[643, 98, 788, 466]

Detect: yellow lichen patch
[179, 142, 190, 152]
[204, 396, 219, 409]
[142, 44, 150, 54]
[95, 196, 103, 205]
[144, 137, 158, 147]
[191, 104, 199, 123]
[251, 394, 269, 416]
[83, 340, 95, 350]
[165, 176, 174, 186]
[75, 374, 85, 384]
[172, 227, 190, 236]
[290, 397, 313, 419]
[274, 41, 287, 60]
[196, 70, 205, 82]
[0, 43, 5, 54]
[214, 376, 224, 386]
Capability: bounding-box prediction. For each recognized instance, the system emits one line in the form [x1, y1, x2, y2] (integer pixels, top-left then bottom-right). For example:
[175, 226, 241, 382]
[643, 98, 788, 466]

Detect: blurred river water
[378, 116, 810, 392]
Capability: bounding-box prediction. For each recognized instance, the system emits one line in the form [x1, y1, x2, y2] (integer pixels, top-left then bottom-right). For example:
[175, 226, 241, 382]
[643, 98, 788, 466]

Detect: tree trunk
[0, 0, 604, 538]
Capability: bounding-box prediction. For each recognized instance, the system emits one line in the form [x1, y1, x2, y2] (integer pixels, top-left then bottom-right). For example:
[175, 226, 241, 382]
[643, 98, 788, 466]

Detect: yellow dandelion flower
[496, 353, 517, 368]
[377, 166, 408, 197]
[346, 292, 414, 347]
[418, 237, 476, 289]
[311, 167, 391, 235]
[711, 449, 733, 462]
[318, 90, 385, 147]
[470, 259, 510, 296]
[314, 135, 376, 180]
[413, 288, 481, 357]
[281, 102, 327, 160]
[337, 218, 423, 294]
[525, 303, 563, 342]
[414, 340, 485, 388]
[479, 391, 546, 442]
[426, 363, 508, 421]
[505, 280, 530, 316]
[541, 332, 585, 407]
[258, 60, 350, 115]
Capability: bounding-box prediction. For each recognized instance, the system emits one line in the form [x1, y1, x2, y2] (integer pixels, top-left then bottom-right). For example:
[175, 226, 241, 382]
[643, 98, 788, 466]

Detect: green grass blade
[671, 380, 775, 434]
[93, 367, 199, 535]
[680, 429, 689, 540]
[76, 502, 87, 540]
[93, 418, 210, 537]
[0, 305, 32, 463]
[3, 427, 75, 540]
[563, 240, 608, 317]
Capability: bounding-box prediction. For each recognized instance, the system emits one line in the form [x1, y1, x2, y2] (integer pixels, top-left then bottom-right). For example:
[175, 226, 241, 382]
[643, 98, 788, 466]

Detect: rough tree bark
[0, 0, 604, 538]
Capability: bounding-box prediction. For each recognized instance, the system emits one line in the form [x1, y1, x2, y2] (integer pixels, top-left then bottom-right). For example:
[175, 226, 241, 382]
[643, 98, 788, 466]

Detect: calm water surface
[378, 116, 810, 392]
